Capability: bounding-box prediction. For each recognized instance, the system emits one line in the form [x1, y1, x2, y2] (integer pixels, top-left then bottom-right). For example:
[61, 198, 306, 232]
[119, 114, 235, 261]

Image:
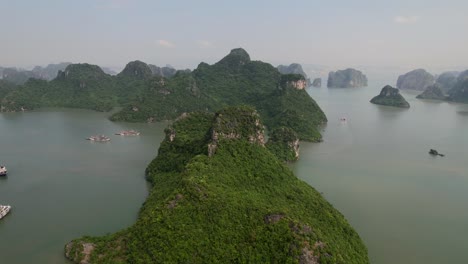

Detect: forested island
[370, 85, 410, 108]
[65, 106, 369, 264]
[0, 48, 326, 142]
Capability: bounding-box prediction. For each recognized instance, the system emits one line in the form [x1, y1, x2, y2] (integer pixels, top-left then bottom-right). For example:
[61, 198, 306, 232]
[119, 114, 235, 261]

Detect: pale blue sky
[1, 0, 468, 70]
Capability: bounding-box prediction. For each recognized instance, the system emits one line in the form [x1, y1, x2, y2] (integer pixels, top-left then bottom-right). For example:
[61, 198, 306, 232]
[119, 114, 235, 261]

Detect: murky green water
[0, 109, 167, 263]
[291, 83, 468, 264]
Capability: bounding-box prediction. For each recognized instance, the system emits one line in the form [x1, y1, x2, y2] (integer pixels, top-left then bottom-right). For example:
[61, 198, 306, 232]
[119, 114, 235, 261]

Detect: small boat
[429, 149, 445, 157]
[115, 130, 140, 136]
[86, 135, 111, 142]
[0, 205, 11, 220]
[0, 166, 7, 176]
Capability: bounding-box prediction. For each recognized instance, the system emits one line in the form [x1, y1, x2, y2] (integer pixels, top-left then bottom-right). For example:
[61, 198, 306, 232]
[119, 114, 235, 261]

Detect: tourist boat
[0, 166, 7, 176]
[115, 130, 140, 136]
[0, 205, 11, 220]
[86, 135, 111, 142]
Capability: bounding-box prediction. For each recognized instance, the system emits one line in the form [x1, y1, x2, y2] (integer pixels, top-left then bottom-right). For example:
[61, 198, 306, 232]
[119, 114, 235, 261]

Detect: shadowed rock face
[397, 69, 434, 91]
[417, 84, 447, 100]
[436, 71, 459, 93]
[327, 68, 367, 88]
[370, 85, 410, 108]
[448, 70, 468, 103]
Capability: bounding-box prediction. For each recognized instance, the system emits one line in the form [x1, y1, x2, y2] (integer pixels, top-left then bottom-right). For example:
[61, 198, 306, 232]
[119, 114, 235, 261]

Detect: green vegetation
[370, 85, 410, 108]
[0, 48, 327, 141]
[0, 80, 16, 102]
[65, 107, 368, 264]
[266, 127, 300, 162]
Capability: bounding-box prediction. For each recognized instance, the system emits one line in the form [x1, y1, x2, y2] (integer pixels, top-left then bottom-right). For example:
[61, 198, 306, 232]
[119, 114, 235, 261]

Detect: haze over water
[292, 80, 468, 264]
[0, 78, 467, 263]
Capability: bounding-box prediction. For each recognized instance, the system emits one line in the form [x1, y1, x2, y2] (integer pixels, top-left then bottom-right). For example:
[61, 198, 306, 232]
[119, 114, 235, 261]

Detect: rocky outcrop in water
[370, 85, 410, 108]
[416, 84, 447, 100]
[312, 78, 321, 87]
[327, 68, 367, 88]
[397, 69, 434, 91]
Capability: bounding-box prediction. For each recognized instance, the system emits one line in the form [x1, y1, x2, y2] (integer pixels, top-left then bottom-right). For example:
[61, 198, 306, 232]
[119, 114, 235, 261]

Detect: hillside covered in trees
[1, 48, 326, 141]
[65, 106, 368, 264]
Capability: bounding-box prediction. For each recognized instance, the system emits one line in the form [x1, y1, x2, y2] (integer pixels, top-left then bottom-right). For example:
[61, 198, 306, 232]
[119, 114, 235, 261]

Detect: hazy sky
[2, 0, 468, 70]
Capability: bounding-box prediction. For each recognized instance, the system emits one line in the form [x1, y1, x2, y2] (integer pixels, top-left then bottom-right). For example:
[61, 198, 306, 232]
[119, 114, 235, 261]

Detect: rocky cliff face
[397, 69, 434, 91]
[277, 63, 310, 86]
[266, 127, 300, 162]
[208, 106, 265, 157]
[327, 68, 368, 88]
[280, 74, 308, 90]
[416, 84, 447, 100]
[370, 85, 410, 108]
[312, 78, 321, 88]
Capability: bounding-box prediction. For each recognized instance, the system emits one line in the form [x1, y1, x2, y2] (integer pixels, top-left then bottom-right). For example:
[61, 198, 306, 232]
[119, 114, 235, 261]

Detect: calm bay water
[292, 82, 468, 264]
[0, 109, 167, 263]
[1, 82, 467, 263]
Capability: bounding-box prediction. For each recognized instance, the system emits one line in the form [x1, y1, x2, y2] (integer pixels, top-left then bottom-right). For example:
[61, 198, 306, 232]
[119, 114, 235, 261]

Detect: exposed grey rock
[327, 68, 367, 88]
[277, 63, 311, 86]
[311, 78, 321, 87]
[370, 85, 410, 108]
[397, 69, 434, 91]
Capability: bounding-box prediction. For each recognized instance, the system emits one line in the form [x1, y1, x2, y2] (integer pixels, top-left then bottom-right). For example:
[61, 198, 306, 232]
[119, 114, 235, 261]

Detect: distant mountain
[311, 78, 321, 87]
[112, 48, 327, 141]
[277, 63, 310, 85]
[101, 67, 118, 75]
[327, 68, 367, 88]
[370, 85, 410, 108]
[1, 68, 36, 85]
[65, 106, 369, 264]
[0, 48, 327, 142]
[435, 71, 459, 93]
[447, 70, 468, 103]
[148, 64, 178, 78]
[397, 69, 434, 91]
[32, 63, 71, 80]
[0, 63, 70, 85]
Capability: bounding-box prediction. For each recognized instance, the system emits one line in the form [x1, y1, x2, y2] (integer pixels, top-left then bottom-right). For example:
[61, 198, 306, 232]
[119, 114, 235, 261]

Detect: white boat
[0, 205, 11, 219]
[86, 135, 111, 142]
[115, 130, 140, 136]
[0, 166, 7, 176]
